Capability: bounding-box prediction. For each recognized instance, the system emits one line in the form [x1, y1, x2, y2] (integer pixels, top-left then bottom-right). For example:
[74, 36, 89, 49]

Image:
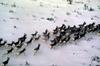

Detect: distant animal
[46, 32, 50, 39]
[59, 24, 66, 31]
[43, 29, 48, 35]
[14, 40, 20, 46]
[19, 33, 26, 40]
[60, 37, 67, 43]
[85, 22, 95, 32]
[53, 30, 58, 35]
[18, 48, 26, 55]
[50, 41, 57, 48]
[0, 44, 5, 47]
[7, 47, 14, 54]
[50, 38, 58, 44]
[35, 35, 41, 40]
[56, 35, 62, 43]
[44, 32, 50, 40]
[60, 30, 66, 36]
[34, 44, 40, 52]
[61, 35, 70, 43]
[74, 33, 80, 40]
[16, 43, 23, 49]
[53, 26, 59, 32]
[26, 37, 33, 45]
[79, 22, 86, 28]
[91, 25, 98, 32]
[0, 41, 7, 47]
[79, 31, 86, 38]
[18, 33, 27, 43]
[2, 57, 10, 66]
[31, 31, 38, 37]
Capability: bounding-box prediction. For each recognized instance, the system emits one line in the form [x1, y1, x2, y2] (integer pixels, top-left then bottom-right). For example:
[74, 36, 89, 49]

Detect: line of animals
[0, 32, 41, 66]
[0, 22, 100, 66]
[49, 22, 100, 48]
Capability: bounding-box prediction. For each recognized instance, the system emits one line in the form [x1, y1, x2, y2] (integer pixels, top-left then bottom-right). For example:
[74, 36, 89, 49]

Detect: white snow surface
[0, 0, 100, 66]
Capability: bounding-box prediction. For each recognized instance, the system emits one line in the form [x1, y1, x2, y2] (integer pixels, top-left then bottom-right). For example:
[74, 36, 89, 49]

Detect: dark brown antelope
[31, 31, 38, 37]
[35, 35, 41, 40]
[26, 37, 33, 45]
[18, 33, 27, 43]
[7, 41, 15, 47]
[14, 40, 20, 46]
[34, 44, 40, 52]
[1, 41, 7, 47]
[16, 43, 23, 49]
[18, 48, 26, 55]
[7, 47, 14, 54]
[2, 57, 10, 66]
[43, 29, 48, 36]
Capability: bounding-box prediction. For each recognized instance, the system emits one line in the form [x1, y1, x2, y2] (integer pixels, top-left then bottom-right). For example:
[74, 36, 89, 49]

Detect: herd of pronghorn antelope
[0, 22, 100, 66]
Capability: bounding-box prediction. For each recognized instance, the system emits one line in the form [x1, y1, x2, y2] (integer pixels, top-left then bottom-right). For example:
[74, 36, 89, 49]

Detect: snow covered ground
[0, 0, 100, 66]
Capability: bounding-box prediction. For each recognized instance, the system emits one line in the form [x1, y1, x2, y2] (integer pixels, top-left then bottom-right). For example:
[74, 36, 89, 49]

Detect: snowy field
[0, 0, 100, 66]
